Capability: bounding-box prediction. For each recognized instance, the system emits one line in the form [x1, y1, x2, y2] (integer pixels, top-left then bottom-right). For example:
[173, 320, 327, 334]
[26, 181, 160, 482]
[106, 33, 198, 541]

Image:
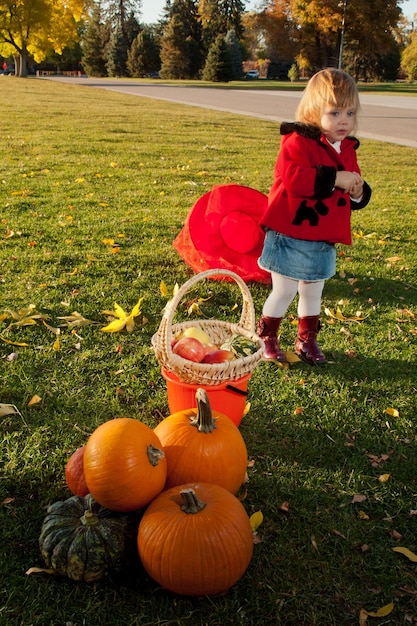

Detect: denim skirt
[258, 230, 337, 281]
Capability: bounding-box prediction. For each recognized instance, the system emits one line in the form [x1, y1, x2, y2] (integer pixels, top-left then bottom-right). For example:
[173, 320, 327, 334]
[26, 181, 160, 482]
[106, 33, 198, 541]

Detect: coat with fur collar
[261, 122, 372, 245]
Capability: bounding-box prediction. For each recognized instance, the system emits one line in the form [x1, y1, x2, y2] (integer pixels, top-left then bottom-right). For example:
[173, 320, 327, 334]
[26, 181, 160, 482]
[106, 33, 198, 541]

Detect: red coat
[261, 123, 372, 245]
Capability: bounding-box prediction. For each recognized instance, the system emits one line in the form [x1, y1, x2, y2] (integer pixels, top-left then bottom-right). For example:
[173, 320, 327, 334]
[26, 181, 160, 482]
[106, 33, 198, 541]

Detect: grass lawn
[0, 77, 416, 626]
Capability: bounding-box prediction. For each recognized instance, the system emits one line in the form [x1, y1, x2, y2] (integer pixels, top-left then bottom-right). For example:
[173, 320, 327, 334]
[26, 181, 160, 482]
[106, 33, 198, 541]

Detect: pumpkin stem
[80, 510, 99, 526]
[190, 388, 217, 433]
[180, 488, 206, 514]
[147, 444, 165, 467]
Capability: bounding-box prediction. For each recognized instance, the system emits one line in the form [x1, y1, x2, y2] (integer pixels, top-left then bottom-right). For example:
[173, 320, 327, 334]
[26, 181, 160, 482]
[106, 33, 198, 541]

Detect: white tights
[262, 272, 324, 318]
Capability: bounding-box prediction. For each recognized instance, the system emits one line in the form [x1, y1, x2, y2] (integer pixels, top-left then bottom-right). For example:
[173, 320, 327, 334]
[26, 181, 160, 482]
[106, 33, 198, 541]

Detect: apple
[172, 336, 205, 362]
[182, 326, 212, 345]
[202, 349, 235, 364]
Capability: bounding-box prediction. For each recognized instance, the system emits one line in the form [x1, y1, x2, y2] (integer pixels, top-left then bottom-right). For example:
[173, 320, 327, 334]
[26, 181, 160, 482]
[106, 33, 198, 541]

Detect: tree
[401, 35, 417, 81]
[199, 0, 245, 50]
[0, 0, 89, 76]
[242, 0, 298, 70]
[159, 0, 201, 79]
[225, 29, 243, 79]
[127, 28, 160, 76]
[81, 1, 111, 76]
[255, 0, 403, 79]
[341, 0, 402, 80]
[202, 33, 234, 81]
[106, 24, 129, 75]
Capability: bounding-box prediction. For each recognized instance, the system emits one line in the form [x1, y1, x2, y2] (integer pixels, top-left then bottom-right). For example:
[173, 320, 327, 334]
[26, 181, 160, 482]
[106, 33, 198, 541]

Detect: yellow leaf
[0, 313, 8, 322]
[250, 511, 263, 532]
[378, 473, 390, 483]
[0, 336, 29, 347]
[101, 318, 127, 333]
[392, 546, 417, 562]
[101, 299, 143, 332]
[188, 302, 203, 316]
[86, 254, 99, 261]
[28, 395, 42, 407]
[384, 408, 399, 418]
[285, 351, 302, 363]
[125, 315, 135, 333]
[52, 337, 60, 352]
[366, 602, 394, 617]
[42, 320, 60, 335]
[243, 401, 251, 416]
[102, 238, 115, 246]
[160, 280, 168, 297]
[113, 303, 127, 319]
[359, 510, 370, 520]
[57, 312, 94, 328]
[130, 297, 143, 318]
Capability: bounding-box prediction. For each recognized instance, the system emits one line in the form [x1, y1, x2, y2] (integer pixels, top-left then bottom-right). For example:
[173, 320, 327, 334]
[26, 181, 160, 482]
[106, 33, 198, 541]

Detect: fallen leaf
[58, 312, 95, 328]
[28, 395, 42, 407]
[250, 511, 263, 532]
[285, 351, 301, 363]
[359, 510, 370, 520]
[279, 501, 290, 513]
[333, 529, 347, 540]
[384, 408, 399, 418]
[311, 536, 319, 552]
[352, 494, 367, 503]
[378, 473, 390, 483]
[366, 602, 395, 617]
[101, 298, 143, 333]
[393, 547, 417, 562]
[26, 567, 58, 577]
[386, 529, 402, 540]
[0, 403, 20, 417]
[324, 306, 368, 322]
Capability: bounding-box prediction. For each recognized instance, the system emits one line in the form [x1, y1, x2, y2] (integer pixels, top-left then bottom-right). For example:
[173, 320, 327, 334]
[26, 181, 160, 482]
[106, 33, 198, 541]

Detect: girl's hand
[349, 178, 364, 199]
[335, 171, 362, 194]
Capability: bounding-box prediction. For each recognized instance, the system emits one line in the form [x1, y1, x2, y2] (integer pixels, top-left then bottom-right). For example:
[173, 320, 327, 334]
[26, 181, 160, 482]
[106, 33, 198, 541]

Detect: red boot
[257, 316, 286, 361]
[295, 316, 326, 365]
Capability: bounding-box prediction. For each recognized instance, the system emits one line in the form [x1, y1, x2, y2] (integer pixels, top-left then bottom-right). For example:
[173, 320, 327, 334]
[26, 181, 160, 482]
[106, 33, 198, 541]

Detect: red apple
[202, 349, 235, 364]
[172, 336, 205, 362]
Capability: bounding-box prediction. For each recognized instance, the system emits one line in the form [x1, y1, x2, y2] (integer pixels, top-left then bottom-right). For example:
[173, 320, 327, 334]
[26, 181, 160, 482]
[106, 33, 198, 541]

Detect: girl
[257, 68, 372, 364]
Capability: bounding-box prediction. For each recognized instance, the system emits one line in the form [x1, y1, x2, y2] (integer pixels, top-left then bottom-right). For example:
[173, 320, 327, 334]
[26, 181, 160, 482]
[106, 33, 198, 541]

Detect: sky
[140, 0, 417, 26]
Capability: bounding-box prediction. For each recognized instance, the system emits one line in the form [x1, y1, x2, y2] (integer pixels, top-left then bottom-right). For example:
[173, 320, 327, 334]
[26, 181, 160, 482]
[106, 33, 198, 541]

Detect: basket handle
[161, 269, 256, 346]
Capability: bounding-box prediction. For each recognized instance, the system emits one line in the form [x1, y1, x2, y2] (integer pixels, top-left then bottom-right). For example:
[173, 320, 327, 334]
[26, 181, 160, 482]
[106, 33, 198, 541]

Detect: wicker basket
[152, 269, 264, 386]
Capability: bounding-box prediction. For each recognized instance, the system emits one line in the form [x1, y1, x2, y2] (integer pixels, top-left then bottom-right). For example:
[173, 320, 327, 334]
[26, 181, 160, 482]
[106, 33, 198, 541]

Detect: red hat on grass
[173, 184, 271, 284]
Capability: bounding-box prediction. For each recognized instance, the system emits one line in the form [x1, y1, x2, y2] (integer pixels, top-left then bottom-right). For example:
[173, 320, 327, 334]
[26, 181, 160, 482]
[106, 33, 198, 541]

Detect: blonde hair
[295, 68, 360, 132]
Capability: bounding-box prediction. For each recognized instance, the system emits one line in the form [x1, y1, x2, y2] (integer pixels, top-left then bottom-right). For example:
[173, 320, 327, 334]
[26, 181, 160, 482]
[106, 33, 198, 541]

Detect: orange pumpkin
[83, 418, 167, 512]
[137, 482, 254, 596]
[154, 388, 247, 493]
[65, 445, 89, 497]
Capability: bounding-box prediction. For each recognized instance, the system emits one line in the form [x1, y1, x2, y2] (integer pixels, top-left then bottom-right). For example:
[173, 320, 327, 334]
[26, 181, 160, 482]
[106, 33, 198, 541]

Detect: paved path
[43, 76, 417, 148]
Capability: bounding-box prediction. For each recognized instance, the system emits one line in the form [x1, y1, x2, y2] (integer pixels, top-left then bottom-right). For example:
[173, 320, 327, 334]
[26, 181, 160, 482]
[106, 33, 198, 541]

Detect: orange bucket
[161, 368, 251, 427]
